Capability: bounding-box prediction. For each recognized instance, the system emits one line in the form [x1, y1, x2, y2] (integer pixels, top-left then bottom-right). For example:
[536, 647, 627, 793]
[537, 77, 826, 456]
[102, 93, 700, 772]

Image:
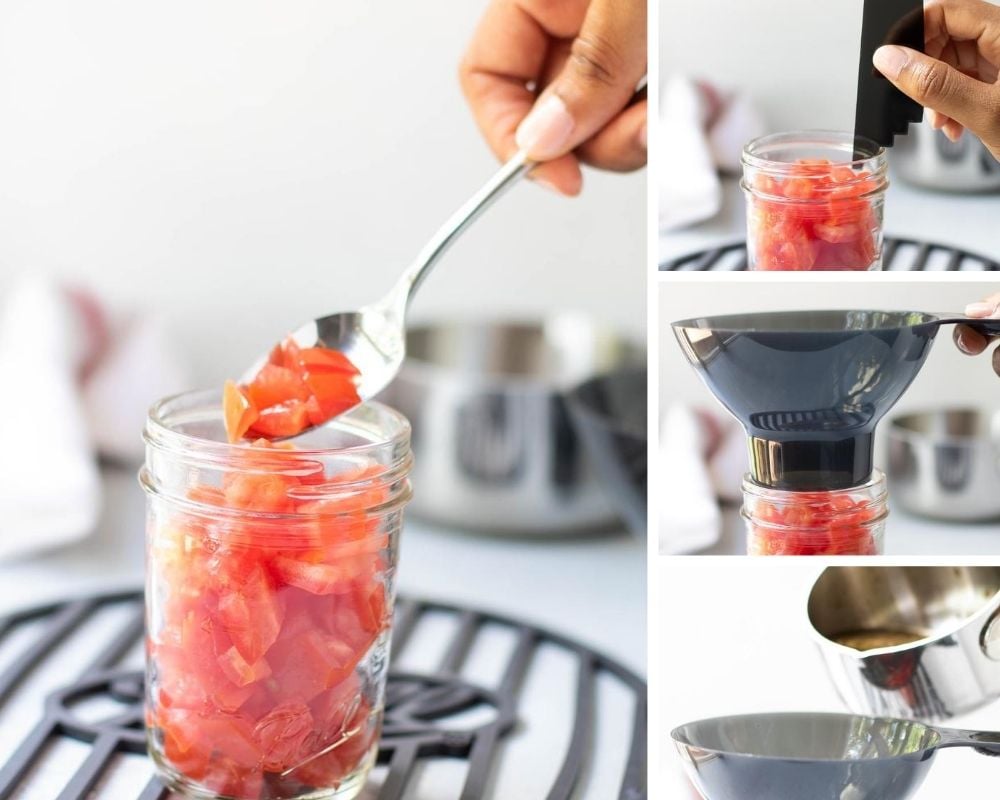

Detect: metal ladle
[672, 711, 1000, 800]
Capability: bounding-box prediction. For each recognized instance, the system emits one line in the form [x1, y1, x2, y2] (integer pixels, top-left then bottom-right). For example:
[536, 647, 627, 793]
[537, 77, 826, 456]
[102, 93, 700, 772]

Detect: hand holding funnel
[673, 310, 1000, 490]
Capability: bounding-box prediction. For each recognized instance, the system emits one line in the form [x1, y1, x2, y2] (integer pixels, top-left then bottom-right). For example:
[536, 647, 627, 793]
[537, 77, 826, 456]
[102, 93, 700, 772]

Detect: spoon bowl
[242, 306, 405, 403]
[240, 151, 533, 427]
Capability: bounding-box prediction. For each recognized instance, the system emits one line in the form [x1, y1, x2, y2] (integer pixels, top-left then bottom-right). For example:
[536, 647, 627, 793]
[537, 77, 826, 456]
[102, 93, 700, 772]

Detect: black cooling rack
[0, 590, 646, 800]
[660, 236, 1000, 271]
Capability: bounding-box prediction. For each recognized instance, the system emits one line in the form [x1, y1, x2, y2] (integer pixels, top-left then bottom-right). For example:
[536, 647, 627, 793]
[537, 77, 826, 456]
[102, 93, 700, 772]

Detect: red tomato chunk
[748, 160, 882, 271]
[224, 339, 362, 442]
[747, 490, 883, 556]
[148, 449, 390, 799]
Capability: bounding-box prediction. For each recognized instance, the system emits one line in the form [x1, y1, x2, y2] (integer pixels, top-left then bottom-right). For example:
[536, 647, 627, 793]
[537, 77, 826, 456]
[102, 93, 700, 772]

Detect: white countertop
[659, 173, 1000, 267]
[0, 466, 646, 676]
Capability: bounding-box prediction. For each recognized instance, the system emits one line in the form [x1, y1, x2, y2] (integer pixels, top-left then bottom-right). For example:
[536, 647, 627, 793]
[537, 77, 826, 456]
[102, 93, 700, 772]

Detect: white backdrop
[661, 0, 1000, 134]
[0, 0, 645, 385]
[660, 0, 864, 132]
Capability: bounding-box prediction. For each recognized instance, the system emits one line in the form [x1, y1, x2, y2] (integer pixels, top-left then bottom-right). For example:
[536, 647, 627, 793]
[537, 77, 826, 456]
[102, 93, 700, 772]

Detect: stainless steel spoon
[239, 149, 533, 414]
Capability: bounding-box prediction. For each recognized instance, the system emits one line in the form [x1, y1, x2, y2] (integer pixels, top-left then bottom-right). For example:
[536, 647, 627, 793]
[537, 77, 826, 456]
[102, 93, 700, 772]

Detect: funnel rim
[671, 309, 940, 334]
[670, 711, 938, 762]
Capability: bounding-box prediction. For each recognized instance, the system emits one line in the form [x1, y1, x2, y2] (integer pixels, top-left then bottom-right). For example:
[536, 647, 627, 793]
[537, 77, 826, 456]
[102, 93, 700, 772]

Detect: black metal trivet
[0, 590, 646, 800]
[660, 236, 1000, 271]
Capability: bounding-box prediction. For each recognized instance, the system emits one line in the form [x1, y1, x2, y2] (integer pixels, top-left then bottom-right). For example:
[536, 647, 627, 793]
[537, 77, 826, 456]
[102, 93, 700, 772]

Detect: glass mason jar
[741, 131, 889, 271]
[742, 470, 888, 556]
[141, 390, 412, 800]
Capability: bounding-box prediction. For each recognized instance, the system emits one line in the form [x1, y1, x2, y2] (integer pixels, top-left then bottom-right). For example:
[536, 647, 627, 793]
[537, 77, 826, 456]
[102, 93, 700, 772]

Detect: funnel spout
[749, 433, 875, 490]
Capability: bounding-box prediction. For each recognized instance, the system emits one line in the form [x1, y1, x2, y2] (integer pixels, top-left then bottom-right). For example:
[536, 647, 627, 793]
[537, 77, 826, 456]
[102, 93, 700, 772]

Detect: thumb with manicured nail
[956, 293, 1000, 371]
[965, 293, 1000, 318]
[873, 44, 1000, 160]
[515, 0, 646, 168]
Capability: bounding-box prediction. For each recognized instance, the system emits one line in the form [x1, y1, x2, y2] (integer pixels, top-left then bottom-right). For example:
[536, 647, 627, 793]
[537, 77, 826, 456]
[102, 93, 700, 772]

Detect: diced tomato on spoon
[223, 338, 361, 443]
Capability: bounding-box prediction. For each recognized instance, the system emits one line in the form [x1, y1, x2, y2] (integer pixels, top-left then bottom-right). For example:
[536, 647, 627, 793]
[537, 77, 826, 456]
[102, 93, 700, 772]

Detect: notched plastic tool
[855, 0, 925, 149]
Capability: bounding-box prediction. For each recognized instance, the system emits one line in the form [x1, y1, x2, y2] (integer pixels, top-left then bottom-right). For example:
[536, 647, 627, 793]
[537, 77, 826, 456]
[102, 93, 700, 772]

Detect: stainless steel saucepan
[893, 120, 1000, 193]
[381, 316, 642, 535]
[672, 712, 1000, 800]
[887, 408, 1000, 521]
[808, 566, 1000, 721]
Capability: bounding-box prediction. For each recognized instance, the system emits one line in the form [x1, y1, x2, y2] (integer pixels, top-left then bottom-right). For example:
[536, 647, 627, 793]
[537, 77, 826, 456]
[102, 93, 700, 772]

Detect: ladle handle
[936, 727, 1000, 756]
[935, 315, 1000, 336]
[390, 150, 532, 312]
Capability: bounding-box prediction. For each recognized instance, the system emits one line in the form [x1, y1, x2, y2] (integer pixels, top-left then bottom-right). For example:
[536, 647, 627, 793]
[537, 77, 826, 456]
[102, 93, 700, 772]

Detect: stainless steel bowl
[887, 408, 1000, 521]
[808, 566, 1000, 722]
[893, 120, 1000, 192]
[380, 316, 642, 535]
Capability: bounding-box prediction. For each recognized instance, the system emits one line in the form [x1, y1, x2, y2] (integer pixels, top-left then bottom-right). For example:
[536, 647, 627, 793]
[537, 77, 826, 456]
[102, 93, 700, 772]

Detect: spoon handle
[936, 727, 1000, 756]
[391, 149, 532, 309]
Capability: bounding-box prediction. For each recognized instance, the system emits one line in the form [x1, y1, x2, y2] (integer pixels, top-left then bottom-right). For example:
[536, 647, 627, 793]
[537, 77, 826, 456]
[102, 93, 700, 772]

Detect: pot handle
[981, 607, 1000, 661]
[936, 727, 1000, 756]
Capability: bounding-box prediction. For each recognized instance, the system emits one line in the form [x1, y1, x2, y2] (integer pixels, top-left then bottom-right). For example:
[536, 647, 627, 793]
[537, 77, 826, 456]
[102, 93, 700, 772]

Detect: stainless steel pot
[380, 316, 642, 535]
[887, 408, 1000, 521]
[893, 120, 1000, 192]
[808, 566, 1000, 722]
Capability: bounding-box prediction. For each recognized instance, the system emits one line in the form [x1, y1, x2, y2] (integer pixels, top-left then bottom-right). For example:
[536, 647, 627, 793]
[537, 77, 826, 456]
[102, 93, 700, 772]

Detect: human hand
[459, 0, 647, 196]
[872, 0, 1000, 161]
[955, 292, 1000, 376]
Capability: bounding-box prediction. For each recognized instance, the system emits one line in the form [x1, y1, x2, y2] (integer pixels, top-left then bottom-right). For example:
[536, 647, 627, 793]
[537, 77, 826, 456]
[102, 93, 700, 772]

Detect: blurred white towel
[659, 405, 720, 554]
[0, 278, 101, 559]
[0, 276, 191, 561]
[659, 76, 767, 231]
[659, 404, 746, 554]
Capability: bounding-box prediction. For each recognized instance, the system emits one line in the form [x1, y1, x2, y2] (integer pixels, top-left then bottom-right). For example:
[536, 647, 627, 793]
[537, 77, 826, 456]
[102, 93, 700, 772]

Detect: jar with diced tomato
[742, 471, 888, 556]
[741, 131, 889, 271]
[141, 390, 412, 800]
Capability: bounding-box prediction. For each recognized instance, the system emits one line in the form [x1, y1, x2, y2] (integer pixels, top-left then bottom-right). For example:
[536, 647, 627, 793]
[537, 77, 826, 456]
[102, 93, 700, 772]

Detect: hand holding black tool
[873, 0, 1000, 162]
[855, 0, 925, 147]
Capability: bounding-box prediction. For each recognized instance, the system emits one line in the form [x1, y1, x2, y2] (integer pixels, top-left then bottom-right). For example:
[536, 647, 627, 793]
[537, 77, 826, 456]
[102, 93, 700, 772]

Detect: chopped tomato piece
[245, 364, 311, 409]
[247, 400, 310, 439]
[223, 380, 258, 443]
[304, 371, 361, 419]
[223, 338, 361, 443]
[215, 569, 283, 664]
[223, 471, 296, 514]
[267, 628, 359, 705]
[218, 645, 272, 687]
[272, 556, 353, 595]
